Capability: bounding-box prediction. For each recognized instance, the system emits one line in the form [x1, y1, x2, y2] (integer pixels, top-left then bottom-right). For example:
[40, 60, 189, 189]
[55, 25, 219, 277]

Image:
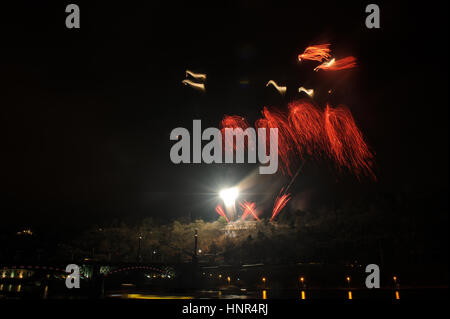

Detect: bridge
[0, 261, 198, 282]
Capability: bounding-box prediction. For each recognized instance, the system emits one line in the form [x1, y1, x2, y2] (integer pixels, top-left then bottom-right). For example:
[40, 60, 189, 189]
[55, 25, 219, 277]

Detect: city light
[16, 229, 33, 236]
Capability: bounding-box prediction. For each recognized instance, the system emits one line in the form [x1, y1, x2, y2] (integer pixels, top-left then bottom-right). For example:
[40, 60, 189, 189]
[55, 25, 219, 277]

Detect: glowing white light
[219, 187, 239, 206]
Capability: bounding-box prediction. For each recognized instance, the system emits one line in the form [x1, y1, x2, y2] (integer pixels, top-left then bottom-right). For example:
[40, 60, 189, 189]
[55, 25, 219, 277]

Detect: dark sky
[0, 1, 448, 229]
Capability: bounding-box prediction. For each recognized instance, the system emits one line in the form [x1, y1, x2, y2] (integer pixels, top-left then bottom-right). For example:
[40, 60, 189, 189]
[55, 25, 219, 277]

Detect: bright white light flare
[219, 187, 239, 206]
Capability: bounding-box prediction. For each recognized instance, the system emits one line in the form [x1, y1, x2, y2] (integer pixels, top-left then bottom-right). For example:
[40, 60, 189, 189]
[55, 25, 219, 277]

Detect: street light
[346, 276, 352, 299]
[193, 229, 198, 263]
[137, 235, 143, 262]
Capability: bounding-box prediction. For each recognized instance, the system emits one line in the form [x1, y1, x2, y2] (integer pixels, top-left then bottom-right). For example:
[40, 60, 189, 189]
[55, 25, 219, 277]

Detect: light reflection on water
[106, 289, 255, 300]
[0, 283, 49, 298]
[0, 283, 427, 300]
[301, 290, 306, 299]
[0, 282, 254, 300]
[43, 285, 49, 299]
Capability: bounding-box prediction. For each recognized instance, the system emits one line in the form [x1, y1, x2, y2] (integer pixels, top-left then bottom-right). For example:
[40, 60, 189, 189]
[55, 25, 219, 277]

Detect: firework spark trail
[240, 203, 251, 220]
[185, 69, 207, 81]
[298, 87, 314, 97]
[215, 204, 229, 223]
[270, 189, 291, 222]
[240, 201, 259, 221]
[288, 100, 327, 158]
[255, 107, 297, 176]
[314, 56, 357, 71]
[240, 201, 252, 220]
[181, 79, 205, 91]
[284, 161, 306, 194]
[298, 44, 331, 62]
[266, 80, 287, 95]
[220, 115, 252, 153]
[324, 104, 376, 180]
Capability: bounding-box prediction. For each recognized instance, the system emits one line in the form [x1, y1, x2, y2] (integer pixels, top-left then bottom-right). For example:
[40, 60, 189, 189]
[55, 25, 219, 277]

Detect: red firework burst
[298, 44, 331, 62]
[270, 189, 291, 222]
[288, 100, 327, 159]
[315, 56, 357, 71]
[255, 107, 297, 176]
[239, 201, 259, 221]
[220, 115, 251, 153]
[215, 204, 229, 223]
[324, 104, 376, 180]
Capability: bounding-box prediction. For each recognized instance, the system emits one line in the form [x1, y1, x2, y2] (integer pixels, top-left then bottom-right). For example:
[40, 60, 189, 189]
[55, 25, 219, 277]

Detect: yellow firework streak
[182, 79, 205, 92]
[185, 70, 207, 81]
[266, 80, 287, 95]
[298, 87, 314, 97]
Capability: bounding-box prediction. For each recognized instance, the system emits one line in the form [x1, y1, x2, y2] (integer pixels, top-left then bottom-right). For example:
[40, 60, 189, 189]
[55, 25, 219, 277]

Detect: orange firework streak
[270, 190, 291, 222]
[215, 204, 229, 223]
[220, 115, 252, 153]
[288, 100, 328, 159]
[240, 201, 259, 221]
[298, 44, 331, 62]
[255, 107, 297, 176]
[315, 56, 357, 71]
[324, 104, 376, 180]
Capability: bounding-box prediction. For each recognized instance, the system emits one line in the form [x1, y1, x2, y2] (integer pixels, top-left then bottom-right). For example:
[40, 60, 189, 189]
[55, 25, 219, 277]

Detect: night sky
[0, 1, 448, 231]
